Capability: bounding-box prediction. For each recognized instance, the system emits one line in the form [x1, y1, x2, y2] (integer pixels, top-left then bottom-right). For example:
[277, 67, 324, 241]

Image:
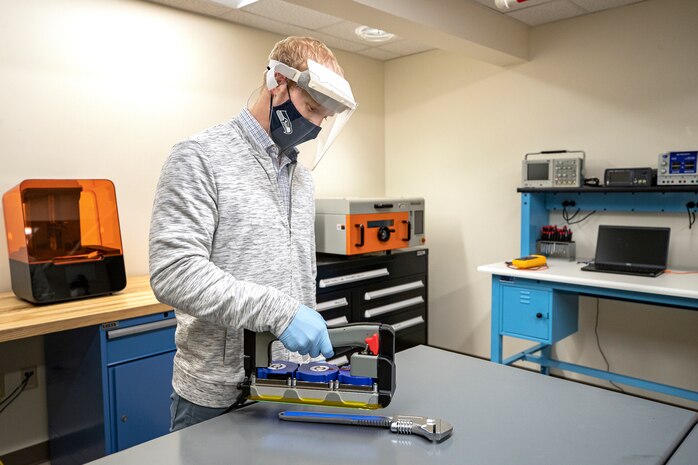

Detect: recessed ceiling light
[209, 0, 259, 8]
[354, 26, 395, 43]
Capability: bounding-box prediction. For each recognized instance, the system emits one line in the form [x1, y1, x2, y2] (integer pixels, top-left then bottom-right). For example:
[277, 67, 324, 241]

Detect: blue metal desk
[478, 260, 698, 402]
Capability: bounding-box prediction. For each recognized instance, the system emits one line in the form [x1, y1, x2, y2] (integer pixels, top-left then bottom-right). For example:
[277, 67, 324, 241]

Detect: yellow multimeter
[509, 254, 547, 269]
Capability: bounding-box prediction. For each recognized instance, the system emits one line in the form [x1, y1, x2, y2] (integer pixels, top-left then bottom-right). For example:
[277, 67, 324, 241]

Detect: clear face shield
[267, 59, 357, 171]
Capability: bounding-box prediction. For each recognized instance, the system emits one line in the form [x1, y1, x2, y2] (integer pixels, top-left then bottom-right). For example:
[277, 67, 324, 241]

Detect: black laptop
[581, 225, 670, 277]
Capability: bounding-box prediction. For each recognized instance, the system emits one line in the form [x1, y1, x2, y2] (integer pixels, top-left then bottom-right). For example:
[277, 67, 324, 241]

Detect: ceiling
[472, 0, 646, 26]
[146, 0, 647, 61]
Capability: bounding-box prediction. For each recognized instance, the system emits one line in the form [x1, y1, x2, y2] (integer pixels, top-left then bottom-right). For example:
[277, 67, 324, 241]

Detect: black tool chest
[316, 248, 428, 352]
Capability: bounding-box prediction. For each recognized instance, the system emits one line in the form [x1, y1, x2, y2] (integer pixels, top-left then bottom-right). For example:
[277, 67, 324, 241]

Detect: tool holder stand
[241, 323, 396, 408]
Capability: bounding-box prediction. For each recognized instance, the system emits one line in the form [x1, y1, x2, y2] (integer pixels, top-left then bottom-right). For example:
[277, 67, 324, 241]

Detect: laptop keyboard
[593, 263, 661, 275]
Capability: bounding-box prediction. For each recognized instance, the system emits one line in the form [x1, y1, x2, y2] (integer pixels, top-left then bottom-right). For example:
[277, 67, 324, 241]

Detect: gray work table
[668, 424, 698, 465]
[88, 345, 697, 465]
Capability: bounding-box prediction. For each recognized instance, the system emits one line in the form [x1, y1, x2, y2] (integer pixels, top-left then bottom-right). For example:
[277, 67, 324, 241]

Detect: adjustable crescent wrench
[278, 411, 453, 442]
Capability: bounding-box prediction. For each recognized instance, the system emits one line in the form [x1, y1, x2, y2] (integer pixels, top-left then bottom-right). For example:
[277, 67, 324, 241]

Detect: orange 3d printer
[2, 179, 126, 304]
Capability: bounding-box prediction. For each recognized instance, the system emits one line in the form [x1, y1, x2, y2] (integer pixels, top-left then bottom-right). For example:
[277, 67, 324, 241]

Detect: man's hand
[279, 305, 334, 358]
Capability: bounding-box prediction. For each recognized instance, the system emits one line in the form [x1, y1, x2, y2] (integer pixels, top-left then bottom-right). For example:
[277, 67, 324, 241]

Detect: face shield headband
[266, 59, 357, 170]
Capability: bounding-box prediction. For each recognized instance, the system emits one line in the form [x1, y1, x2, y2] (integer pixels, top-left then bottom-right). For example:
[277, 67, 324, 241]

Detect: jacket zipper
[288, 163, 296, 290]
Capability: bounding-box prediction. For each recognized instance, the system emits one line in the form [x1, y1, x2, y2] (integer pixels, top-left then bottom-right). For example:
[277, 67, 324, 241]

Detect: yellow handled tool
[508, 254, 547, 269]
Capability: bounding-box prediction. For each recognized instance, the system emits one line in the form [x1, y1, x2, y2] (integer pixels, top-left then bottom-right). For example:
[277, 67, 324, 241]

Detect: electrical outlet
[21, 367, 38, 390]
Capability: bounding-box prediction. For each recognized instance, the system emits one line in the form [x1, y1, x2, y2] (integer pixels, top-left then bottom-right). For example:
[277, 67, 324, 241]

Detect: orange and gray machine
[315, 198, 425, 255]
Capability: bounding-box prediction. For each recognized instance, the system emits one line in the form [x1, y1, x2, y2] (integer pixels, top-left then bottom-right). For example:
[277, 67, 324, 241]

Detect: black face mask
[269, 93, 321, 154]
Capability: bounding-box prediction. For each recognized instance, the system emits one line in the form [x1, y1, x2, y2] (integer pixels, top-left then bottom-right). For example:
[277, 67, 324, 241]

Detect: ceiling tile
[355, 47, 400, 61]
[471, 0, 557, 12]
[317, 20, 402, 46]
[241, 0, 342, 29]
[507, 0, 588, 26]
[221, 8, 314, 37]
[148, 0, 232, 17]
[569, 0, 645, 12]
[306, 29, 372, 53]
[377, 40, 433, 56]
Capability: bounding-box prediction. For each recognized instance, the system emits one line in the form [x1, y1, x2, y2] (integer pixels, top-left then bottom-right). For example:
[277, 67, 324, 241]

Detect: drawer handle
[319, 268, 390, 288]
[107, 318, 177, 340]
[536, 312, 543, 319]
[355, 224, 365, 247]
[325, 316, 349, 328]
[316, 298, 349, 312]
[391, 316, 425, 332]
[363, 296, 424, 319]
[364, 280, 424, 301]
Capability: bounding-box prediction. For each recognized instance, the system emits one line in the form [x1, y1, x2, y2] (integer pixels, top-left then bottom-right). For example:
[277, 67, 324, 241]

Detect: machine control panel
[658, 151, 698, 185]
[604, 167, 655, 187]
[522, 151, 585, 188]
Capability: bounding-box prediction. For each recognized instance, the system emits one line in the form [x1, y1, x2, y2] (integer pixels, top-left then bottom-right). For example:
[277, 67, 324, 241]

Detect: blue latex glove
[279, 304, 334, 359]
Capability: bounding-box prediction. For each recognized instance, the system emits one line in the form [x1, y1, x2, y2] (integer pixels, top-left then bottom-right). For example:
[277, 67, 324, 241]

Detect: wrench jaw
[390, 416, 454, 442]
[426, 418, 454, 443]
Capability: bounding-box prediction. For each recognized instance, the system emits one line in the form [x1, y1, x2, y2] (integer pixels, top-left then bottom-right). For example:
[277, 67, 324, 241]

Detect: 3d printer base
[9, 255, 127, 304]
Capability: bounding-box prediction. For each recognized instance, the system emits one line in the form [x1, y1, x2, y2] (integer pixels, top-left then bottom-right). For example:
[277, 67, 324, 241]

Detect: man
[149, 36, 357, 431]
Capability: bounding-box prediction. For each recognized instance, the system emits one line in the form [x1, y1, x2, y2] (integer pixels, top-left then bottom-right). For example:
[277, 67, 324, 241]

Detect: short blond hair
[269, 36, 344, 77]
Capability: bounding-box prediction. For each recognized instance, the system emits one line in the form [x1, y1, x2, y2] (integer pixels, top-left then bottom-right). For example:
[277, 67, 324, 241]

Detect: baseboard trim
[0, 441, 49, 465]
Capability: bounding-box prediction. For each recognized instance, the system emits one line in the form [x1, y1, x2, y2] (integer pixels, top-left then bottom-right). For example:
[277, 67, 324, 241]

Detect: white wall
[385, 0, 698, 409]
[0, 0, 384, 454]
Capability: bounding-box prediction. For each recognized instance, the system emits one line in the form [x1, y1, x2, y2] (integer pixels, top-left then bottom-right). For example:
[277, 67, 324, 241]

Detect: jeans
[170, 391, 228, 432]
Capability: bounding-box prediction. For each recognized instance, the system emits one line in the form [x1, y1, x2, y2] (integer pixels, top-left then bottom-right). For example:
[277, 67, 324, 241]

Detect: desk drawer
[501, 286, 551, 342]
[500, 285, 578, 344]
[106, 313, 176, 365]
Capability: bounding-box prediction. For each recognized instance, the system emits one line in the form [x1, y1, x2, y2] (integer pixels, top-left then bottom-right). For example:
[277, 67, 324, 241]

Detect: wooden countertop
[0, 276, 169, 343]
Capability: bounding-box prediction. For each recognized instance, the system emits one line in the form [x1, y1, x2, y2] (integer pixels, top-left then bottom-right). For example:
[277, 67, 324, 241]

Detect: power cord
[0, 371, 34, 415]
[583, 177, 601, 187]
[219, 389, 257, 416]
[563, 205, 596, 225]
[687, 201, 696, 229]
[594, 299, 624, 393]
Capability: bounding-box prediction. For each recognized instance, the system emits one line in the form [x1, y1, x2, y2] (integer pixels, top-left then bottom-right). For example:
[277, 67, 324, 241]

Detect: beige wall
[385, 0, 698, 409]
[0, 0, 384, 454]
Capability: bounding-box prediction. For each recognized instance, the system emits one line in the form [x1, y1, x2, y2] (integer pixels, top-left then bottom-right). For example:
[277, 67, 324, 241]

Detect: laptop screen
[595, 226, 670, 267]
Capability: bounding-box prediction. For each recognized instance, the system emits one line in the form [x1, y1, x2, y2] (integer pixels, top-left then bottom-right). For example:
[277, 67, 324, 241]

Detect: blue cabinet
[46, 311, 176, 465]
[500, 282, 578, 344]
[110, 351, 174, 451]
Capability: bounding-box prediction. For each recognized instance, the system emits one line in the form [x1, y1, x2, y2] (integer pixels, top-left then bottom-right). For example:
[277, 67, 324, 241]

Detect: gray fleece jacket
[149, 116, 317, 408]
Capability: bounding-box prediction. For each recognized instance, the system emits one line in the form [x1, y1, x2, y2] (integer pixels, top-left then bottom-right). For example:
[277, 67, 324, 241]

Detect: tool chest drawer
[358, 289, 425, 321]
[499, 283, 578, 344]
[393, 316, 427, 352]
[317, 248, 428, 351]
[316, 248, 427, 292]
[358, 275, 426, 305]
[316, 290, 352, 323]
